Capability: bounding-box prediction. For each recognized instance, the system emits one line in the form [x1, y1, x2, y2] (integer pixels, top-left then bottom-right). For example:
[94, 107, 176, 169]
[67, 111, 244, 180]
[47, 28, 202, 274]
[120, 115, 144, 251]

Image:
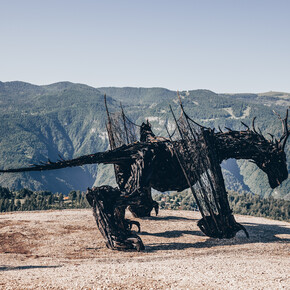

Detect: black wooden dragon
[0, 96, 288, 251]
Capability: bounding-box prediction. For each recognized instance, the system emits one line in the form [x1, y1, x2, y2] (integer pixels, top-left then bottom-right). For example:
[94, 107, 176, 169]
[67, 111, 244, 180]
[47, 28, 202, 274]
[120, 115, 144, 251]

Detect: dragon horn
[273, 109, 289, 150]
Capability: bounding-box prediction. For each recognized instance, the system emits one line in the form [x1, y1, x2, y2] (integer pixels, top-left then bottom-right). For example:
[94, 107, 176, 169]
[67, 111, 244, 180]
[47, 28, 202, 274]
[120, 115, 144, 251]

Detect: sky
[1, 0, 290, 93]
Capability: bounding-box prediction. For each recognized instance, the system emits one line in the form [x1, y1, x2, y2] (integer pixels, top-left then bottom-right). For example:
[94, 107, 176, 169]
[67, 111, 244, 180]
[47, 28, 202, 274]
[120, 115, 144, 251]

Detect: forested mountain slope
[0, 81, 289, 199]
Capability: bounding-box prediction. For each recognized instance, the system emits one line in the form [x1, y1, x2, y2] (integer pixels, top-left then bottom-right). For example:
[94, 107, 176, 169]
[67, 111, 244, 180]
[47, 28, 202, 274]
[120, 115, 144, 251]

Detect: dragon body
[0, 100, 288, 251]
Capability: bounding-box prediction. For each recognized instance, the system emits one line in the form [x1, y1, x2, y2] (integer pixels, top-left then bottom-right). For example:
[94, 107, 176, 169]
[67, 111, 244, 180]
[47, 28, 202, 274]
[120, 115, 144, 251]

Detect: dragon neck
[213, 130, 272, 163]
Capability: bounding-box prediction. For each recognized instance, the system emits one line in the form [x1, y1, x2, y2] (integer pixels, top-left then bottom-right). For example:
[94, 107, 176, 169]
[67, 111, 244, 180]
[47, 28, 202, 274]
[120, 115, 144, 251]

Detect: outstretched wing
[0, 152, 108, 173]
[1, 96, 141, 174]
[104, 95, 138, 150]
[0, 142, 152, 174]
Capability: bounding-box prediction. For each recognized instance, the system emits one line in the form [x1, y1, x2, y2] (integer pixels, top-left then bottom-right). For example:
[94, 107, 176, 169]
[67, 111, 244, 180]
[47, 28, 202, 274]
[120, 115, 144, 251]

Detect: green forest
[1, 186, 289, 222]
[153, 190, 289, 221]
[0, 186, 89, 212]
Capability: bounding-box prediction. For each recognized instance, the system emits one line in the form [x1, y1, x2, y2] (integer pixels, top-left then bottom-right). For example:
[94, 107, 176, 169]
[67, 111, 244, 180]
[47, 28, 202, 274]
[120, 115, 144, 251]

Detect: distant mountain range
[0, 81, 289, 199]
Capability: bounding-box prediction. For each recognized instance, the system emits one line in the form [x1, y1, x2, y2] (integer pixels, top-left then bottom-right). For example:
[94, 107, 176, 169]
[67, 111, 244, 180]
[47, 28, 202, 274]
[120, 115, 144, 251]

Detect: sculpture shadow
[0, 265, 62, 271]
[142, 221, 290, 253]
[140, 230, 204, 238]
[139, 215, 196, 221]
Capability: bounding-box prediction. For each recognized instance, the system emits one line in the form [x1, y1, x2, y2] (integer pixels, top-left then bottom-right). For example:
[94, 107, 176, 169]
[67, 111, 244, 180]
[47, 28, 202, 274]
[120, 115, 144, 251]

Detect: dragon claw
[111, 234, 145, 251]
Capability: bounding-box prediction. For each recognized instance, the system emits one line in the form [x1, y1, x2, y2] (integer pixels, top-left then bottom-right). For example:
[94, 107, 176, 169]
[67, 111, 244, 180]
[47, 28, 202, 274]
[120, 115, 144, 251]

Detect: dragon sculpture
[0, 95, 289, 251]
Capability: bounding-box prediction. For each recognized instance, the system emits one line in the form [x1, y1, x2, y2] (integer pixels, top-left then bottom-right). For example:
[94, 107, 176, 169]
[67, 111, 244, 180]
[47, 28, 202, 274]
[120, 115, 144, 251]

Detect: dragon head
[253, 110, 289, 189]
[255, 147, 288, 189]
[140, 120, 155, 142]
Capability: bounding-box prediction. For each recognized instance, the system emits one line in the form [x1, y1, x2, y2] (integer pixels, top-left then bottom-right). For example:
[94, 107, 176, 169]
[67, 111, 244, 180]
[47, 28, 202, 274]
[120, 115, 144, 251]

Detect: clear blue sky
[1, 0, 290, 93]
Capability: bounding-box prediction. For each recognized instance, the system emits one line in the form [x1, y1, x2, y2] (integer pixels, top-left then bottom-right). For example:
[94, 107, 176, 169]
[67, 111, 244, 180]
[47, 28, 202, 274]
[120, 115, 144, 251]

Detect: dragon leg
[86, 186, 145, 251]
[124, 149, 159, 218]
[128, 188, 159, 217]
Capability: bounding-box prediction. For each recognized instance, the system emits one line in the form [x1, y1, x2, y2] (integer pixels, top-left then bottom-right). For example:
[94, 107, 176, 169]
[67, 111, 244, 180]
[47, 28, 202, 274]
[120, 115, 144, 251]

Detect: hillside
[0, 81, 114, 192]
[0, 81, 289, 198]
[0, 209, 289, 289]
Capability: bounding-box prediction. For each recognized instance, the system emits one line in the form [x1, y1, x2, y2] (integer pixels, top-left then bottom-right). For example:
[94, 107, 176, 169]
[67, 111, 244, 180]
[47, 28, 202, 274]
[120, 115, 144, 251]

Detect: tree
[69, 191, 77, 201]
[0, 186, 12, 199]
[16, 199, 21, 211]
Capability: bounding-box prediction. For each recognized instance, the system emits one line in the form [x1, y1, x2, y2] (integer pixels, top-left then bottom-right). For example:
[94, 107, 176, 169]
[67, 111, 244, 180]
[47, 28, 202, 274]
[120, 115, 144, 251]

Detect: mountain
[222, 91, 290, 108]
[0, 81, 114, 192]
[0, 81, 289, 199]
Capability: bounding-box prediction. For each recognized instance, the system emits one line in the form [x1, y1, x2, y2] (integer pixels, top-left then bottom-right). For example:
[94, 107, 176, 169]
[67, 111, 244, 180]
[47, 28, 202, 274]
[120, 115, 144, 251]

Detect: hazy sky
[1, 0, 290, 93]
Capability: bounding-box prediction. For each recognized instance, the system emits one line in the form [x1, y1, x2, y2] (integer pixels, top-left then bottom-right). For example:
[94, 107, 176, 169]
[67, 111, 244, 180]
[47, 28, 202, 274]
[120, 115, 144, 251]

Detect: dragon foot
[125, 219, 141, 232]
[86, 186, 145, 251]
[197, 214, 249, 239]
[128, 201, 159, 218]
[108, 233, 145, 252]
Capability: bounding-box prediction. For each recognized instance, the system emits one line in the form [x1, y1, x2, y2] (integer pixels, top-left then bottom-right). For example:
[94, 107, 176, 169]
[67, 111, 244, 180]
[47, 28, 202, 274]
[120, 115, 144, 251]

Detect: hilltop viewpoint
[0, 209, 289, 289]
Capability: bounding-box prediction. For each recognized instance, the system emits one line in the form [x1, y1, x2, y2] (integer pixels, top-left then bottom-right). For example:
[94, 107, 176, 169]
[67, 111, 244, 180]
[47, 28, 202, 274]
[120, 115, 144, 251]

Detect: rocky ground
[0, 209, 289, 289]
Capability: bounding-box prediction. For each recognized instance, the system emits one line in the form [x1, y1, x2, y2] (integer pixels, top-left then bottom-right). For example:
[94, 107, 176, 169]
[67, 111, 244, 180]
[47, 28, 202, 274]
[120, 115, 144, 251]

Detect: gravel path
[0, 209, 289, 289]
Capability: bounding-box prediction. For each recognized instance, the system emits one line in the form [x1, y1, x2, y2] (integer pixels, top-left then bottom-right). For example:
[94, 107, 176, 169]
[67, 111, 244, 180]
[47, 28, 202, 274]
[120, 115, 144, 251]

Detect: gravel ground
[0, 209, 289, 289]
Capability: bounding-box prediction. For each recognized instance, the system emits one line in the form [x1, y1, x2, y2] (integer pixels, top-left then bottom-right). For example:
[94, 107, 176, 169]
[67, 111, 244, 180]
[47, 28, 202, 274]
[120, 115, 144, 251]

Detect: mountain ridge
[0, 81, 289, 198]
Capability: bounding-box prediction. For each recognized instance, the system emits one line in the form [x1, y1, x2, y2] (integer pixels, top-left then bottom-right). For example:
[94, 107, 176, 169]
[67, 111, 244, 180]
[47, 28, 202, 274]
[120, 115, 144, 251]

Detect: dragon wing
[0, 143, 151, 173]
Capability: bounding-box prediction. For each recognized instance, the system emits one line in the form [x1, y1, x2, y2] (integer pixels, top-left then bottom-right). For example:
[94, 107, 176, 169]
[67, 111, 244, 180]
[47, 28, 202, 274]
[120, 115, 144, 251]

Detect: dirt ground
[0, 209, 289, 289]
